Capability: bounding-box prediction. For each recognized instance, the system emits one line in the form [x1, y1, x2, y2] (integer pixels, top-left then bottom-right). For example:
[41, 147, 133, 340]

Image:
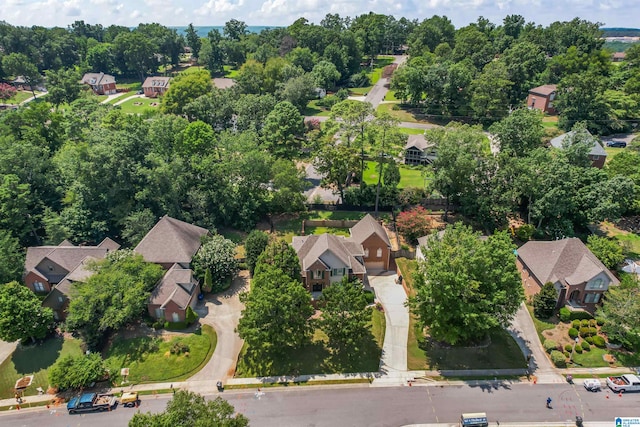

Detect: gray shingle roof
[134, 216, 210, 265]
[403, 134, 431, 151]
[142, 76, 172, 89]
[350, 214, 391, 247]
[81, 72, 116, 85]
[517, 238, 619, 286]
[149, 264, 197, 309]
[549, 130, 607, 157]
[42, 256, 99, 309]
[292, 234, 366, 275]
[528, 84, 557, 96]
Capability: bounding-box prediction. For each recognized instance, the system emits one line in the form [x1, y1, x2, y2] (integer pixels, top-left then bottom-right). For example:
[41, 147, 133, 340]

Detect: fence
[303, 219, 360, 228]
[391, 249, 415, 260]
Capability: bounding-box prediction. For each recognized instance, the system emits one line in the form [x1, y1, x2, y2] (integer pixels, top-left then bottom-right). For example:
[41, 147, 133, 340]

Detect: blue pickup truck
[67, 393, 117, 414]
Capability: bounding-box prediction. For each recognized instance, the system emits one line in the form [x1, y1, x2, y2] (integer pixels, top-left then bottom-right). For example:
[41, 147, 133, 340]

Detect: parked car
[583, 378, 601, 392]
[606, 141, 627, 148]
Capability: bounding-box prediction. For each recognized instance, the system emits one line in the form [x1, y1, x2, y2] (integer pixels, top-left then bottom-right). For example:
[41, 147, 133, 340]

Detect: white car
[583, 378, 601, 392]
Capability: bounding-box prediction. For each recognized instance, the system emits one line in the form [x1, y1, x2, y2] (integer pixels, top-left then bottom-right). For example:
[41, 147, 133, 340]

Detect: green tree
[244, 230, 270, 275]
[280, 73, 317, 111]
[489, 108, 545, 157]
[0, 230, 23, 284]
[223, 19, 248, 41]
[597, 274, 640, 350]
[237, 264, 313, 356]
[45, 67, 81, 107]
[161, 69, 212, 115]
[113, 31, 156, 82]
[269, 159, 307, 215]
[65, 251, 165, 349]
[262, 101, 304, 159]
[312, 60, 341, 91]
[199, 29, 224, 75]
[533, 282, 558, 319]
[202, 268, 213, 293]
[2, 52, 42, 99]
[86, 43, 115, 75]
[586, 235, 625, 270]
[193, 235, 238, 288]
[129, 390, 248, 427]
[254, 238, 301, 280]
[0, 174, 33, 245]
[235, 59, 265, 94]
[470, 61, 513, 122]
[313, 141, 360, 204]
[319, 276, 370, 353]
[185, 23, 201, 59]
[0, 281, 53, 343]
[48, 353, 106, 390]
[409, 224, 523, 345]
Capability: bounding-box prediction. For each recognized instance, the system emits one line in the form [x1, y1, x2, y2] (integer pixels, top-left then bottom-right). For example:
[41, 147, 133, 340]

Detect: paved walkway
[0, 340, 18, 367]
[188, 271, 248, 384]
[100, 92, 125, 104]
[368, 271, 409, 381]
[507, 303, 564, 383]
[113, 93, 144, 106]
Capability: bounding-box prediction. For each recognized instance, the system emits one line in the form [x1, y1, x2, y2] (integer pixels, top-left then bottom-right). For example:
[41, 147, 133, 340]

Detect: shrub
[165, 321, 188, 330]
[170, 342, 190, 355]
[363, 290, 375, 305]
[569, 311, 593, 321]
[564, 344, 573, 352]
[563, 351, 571, 359]
[572, 320, 581, 328]
[592, 335, 606, 348]
[185, 306, 198, 325]
[581, 341, 591, 351]
[550, 350, 567, 367]
[589, 319, 597, 327]
[579, 327, 591, 338]
[534, 282, 559, 319]
[396, 206, 434, 244]
[580, 319, 589, 327]
[568, 328, 579, 339]
[585, 336, 594, 344]
[544, 339, 558, 353]
[559, 307, 571, 322]
[574, 345, 583, 354]
[515, 224, 535, 241]
[596, 317, 605, 326]
[589, 327, 598, 336]
[152, 321, 164, 330]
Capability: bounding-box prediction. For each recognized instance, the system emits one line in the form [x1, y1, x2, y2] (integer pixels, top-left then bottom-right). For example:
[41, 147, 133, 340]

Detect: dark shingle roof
[25, 240, 118, 280]
[549, 130, 607, 157]
[292, 234, 366, 274]
[350, 214, 391, 247]
[403, 134, 431, 151]
[528, 84, 557, 96]
[134, 216, 210, 265]
[517, 238, 619, 286]
[149, 264, 197, 309]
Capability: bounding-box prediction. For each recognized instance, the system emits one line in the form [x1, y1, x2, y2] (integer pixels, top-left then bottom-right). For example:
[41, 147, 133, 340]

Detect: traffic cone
[606, 394, 609, 399]
[409, 381, 412, 387]
[16, 405, 20, 410]
[619, 392, 622, 397]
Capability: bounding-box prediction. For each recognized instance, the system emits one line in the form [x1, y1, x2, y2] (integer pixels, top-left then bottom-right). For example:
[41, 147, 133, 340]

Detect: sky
[1, 0, 639, 29]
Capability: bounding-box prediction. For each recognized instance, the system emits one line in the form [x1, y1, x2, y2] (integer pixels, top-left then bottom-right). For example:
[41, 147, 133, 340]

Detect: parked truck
[67, 393, 117, 414]
[606, 374, 640, 393]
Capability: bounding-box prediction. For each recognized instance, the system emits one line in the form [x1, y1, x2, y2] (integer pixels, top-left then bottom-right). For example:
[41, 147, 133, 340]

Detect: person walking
[546, 397, 552, 408]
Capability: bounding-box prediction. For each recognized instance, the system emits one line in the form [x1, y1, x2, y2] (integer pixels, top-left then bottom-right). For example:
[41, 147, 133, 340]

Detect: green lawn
[384, 90, 399, 101]
[399, 127, 426, 135]
[526, 304, 557, 343]
[376, 102, 419, 123]
[116, 96, 160, 114]
[117, 82, 143, 91]
[107, 91, 139, 105]
[272, 211, 387, 243]
[4, 90, 40, 104]
[569, 347, 610, 368]
[305, 226, 351, 237]
[302, 99, 331, 117]
[104, 325, 216, 384]
[597, 221, 640, 258]
[362, 160, 430, 189]
[367, 56, 394, 85]
[0, 336, 83, 399]
[349, 86, 371, 96]
[605, 146, 625, 162]
[223, 66, 240, 78]
[235, 308, 385, 377]
[395, 257, 418, 297]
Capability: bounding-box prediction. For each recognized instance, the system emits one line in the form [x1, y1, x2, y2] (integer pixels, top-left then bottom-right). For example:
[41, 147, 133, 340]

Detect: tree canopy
[0, 281, 53, 343]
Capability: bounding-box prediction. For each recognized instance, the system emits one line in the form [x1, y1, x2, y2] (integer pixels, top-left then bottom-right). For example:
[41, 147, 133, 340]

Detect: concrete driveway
[187, 271, 249, 385]
[0, 340, 18, 367]
[368, 271, 408, 374]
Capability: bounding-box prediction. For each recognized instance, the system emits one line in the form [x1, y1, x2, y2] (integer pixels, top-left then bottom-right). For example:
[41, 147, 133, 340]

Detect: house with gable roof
[527, 84, 557, 115]
[516, 237, 619, 314]
[135, 215, 210, 322]
[349, 214, 392, 271]
[80, 72, 117, 95]
[42, 256, 96, 321]
[23, 238, 120, 294]
[142, 76, 172, 98]
[403, 134, 437, 166]
[549, 130, 607, 168]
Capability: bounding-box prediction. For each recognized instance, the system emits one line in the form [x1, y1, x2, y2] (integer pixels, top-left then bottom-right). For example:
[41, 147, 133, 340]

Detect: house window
[332, 268, 344, 276]
[584, 293, 601, 304]
[364, 248, 369, 257]
[58, 296, 64, 303]
[33, 281, 45, 292]
[587, 278, 605, 290]
[376, 248, 383, 258]
[312, 283, 322, 292]
[155, 308, 165, 319]
[313, 270, 323, 280]
[172, 312, 180, 322]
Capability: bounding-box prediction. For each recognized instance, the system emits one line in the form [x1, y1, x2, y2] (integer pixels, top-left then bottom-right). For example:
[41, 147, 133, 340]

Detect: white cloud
[197, 0, 245, 15]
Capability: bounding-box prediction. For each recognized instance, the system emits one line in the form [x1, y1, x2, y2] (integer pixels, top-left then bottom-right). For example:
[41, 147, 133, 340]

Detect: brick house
[292, 233, 366, 297]
[41, 256, 96, 321]
[527, 84, 557, 115]
[403, 134, 437, 166]
[549, 130, 607, 168]
[23, 238, 119, 294]
[135, 215, 210, 322]
[349, 214, 391, 271]
[81, 72, 117, 95]
[142, 76, 171, 98]
[516, 238, 619, 314]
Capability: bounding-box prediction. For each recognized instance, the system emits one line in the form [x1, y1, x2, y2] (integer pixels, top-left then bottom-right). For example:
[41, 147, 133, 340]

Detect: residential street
[189, 272, 248, 384]
[363, 55, 407, 109]
[2, 382, 635, 426]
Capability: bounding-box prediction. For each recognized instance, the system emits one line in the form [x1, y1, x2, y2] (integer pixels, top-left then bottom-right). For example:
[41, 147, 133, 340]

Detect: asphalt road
[3, 383, 638, 426]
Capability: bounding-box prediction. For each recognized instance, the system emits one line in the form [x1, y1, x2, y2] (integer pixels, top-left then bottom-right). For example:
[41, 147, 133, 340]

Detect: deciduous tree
[0, 281, 53, 343]
[244, 230, 270, 275]
[533, 282, 558, 319]
[0, 230, 24, 284]
[161, 69, 212, 115]
[48, 353, 106, 390]
[597, 274, 640, 351]
[193, 235, 238, 287]
[586, 235, 625, 270]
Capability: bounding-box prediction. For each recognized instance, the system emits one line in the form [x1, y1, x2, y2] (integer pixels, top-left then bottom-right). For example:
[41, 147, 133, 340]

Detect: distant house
[612, 52, 626, 62]
[349, 214, 392, 271]
[42, 256, 96, 321]
[147, 264, 200, 323]
[416, 230, 446, 261]
[291, 214, 391, 296]
[292, 233, 366, 296]
[516, 238, 619, 314]
[549, 130, 607, 168]
[81, 72, 117, 95]
[403, 134, 436, 166]
[527, 84, 557, 115]
[142, 76, 172, 98]
[135, 215, 210, 322]
[23, 238, 119, 294]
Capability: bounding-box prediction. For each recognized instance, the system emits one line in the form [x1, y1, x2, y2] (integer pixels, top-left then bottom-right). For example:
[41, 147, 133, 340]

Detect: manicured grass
[399, 127, 426, 135]
[306, 226, 351, 237]
[395, 257, 418, 297]
[117, 82, 143, 91]
[384, 90, 399, 101]
[108, 92, 139, 104]
[605, 146, 625, 162]
[3, 90, 39, 104]
[362, 160, 430, 189]
[570, 347, 610, 368]
[273, 211, 384, 242]
[235, 309, 385, 377]
[376, 102, 419, 123]
[225, 378, 370, 389]
[349, 86, 371, 96]
[309, 211, 369, 221]
[0, 336, 83, 399]
[219, 228, 246, 244]
[223, 66, 240, 78]
[302, 100, 331, 117]
[526, 304, 557, 343]
[597, 221, 640, 257]
[367, 56, 394, 85]
[116, 96, 160, 114]
[104, 325, 216, 384]
[408, 323, 527, 370]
